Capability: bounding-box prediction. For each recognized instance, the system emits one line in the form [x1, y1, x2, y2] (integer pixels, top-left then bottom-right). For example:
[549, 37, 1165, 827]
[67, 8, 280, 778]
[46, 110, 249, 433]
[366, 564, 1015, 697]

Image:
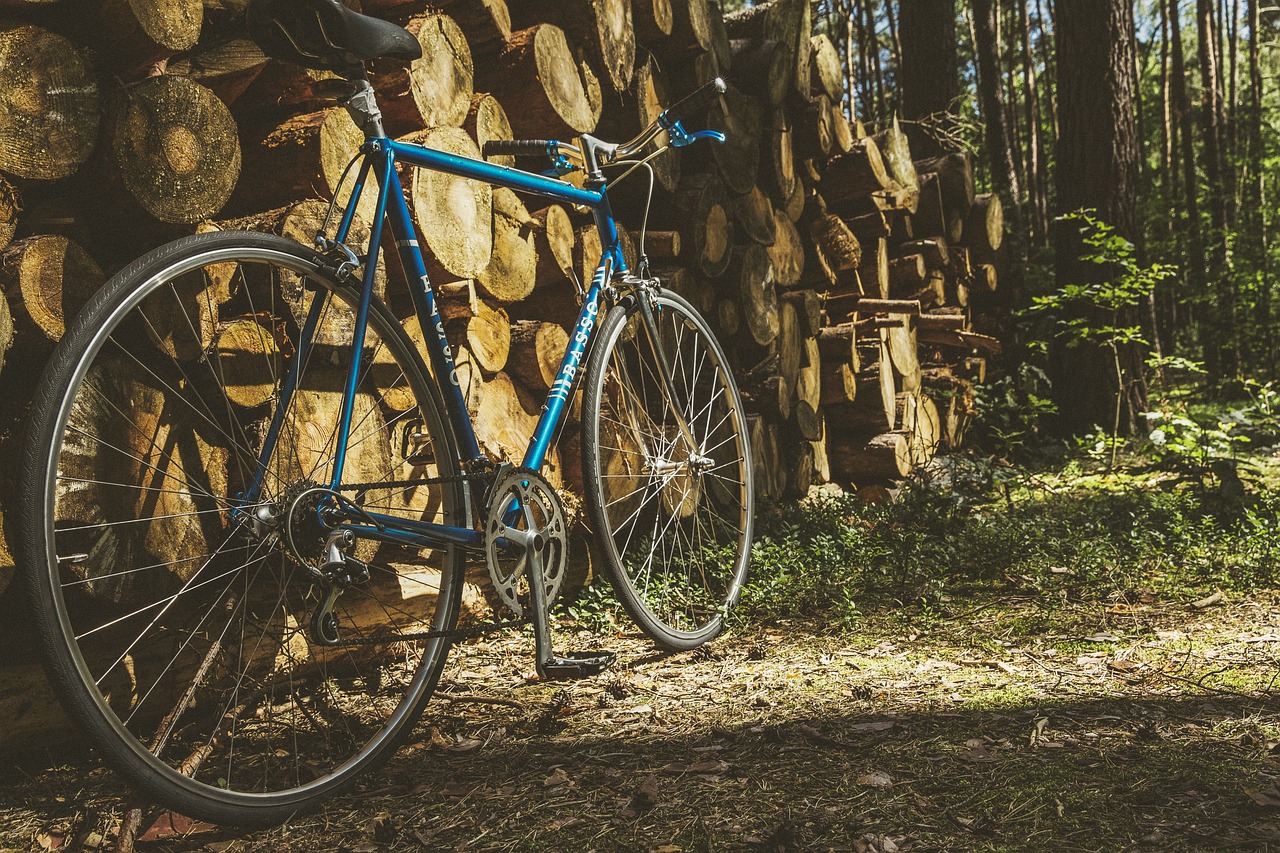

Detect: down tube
[522, 257, 611, 471]
[382, 161, 482, 461]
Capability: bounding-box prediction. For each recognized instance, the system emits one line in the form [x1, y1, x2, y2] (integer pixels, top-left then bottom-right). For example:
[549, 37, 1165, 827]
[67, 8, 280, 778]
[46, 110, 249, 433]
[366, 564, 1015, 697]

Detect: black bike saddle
[247, 0, 421, 74]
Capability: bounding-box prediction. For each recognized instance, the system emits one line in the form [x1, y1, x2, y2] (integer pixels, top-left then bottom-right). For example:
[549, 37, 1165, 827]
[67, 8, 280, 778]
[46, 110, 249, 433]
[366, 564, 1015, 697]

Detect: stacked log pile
[0, 0, 1009, 745]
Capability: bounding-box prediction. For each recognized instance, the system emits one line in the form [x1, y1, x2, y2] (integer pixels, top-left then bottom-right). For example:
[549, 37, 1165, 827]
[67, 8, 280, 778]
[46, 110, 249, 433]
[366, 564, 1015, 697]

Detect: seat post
[344, 73, 385, 139]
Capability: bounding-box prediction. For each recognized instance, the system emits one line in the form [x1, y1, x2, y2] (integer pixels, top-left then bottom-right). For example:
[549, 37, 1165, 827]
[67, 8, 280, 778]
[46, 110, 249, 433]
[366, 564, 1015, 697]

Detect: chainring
[483, 468, 568, 618]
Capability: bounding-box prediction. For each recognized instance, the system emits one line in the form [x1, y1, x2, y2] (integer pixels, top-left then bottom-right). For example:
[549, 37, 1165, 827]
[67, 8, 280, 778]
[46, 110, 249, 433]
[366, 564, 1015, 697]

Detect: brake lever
[666, 121, 726, 149]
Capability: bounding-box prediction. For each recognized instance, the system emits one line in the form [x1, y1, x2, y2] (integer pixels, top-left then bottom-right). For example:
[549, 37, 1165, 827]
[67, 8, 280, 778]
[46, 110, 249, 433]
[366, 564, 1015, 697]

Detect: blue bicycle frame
[251, 132, 628, 552]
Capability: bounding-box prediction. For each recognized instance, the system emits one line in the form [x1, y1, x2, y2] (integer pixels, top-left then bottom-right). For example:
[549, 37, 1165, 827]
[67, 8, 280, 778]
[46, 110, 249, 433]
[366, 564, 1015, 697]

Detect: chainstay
[339, 472, 482, 492]
[331, 616, 531, 645]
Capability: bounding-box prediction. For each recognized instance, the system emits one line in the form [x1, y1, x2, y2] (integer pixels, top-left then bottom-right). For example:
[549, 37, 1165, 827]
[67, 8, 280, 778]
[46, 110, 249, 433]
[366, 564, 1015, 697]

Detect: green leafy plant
[1024, 210, 1177, 466]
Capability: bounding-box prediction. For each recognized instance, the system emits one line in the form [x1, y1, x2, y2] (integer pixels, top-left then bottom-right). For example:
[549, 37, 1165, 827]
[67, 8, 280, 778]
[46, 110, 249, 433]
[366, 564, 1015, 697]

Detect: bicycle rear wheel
[20, 231, 465, 826]
[581, 288, 753, 650]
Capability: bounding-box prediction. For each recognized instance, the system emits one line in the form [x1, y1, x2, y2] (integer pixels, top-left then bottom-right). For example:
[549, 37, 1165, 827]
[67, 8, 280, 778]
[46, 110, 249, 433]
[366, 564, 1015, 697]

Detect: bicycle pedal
[539, 650, 616, 680]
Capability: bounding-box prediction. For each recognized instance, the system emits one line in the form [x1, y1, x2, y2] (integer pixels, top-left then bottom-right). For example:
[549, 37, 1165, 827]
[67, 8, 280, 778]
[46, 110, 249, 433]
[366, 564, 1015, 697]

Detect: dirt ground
[2, 590, 1278, 852]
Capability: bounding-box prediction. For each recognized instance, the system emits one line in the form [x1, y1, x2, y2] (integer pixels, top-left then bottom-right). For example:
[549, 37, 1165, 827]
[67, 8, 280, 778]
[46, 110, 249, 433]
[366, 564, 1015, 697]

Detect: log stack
[0, 0, 1009, 746]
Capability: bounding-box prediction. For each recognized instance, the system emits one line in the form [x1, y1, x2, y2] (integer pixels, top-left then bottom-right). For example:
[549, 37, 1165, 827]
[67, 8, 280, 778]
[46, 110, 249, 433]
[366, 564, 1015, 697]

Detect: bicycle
[17, 0, 753, 828]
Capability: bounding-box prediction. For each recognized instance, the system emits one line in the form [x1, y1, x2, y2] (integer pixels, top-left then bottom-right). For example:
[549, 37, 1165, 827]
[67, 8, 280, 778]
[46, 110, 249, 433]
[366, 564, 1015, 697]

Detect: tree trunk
[1052, 0, 1147, 435]
[970, 0, 1022, 229]
[897, 0, 958, 156]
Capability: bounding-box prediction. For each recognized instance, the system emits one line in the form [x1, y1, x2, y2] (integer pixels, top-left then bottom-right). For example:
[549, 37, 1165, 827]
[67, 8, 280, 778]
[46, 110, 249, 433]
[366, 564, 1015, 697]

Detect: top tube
[385, 138, 604, 211]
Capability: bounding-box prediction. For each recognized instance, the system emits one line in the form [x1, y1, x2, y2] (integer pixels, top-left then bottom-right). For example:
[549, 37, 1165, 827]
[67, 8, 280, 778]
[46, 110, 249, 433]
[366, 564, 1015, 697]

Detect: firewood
[0, 177, 17, 251]
[898, 239, 950, 269]
[889, 254, 927, 289]
[782, 172, 806, 222]
[761, 109, 797, 201]
[784, 437, 815, 495]
[807, 33, 842, 102]
[633, 0, 674, 46]
[109, 75, 241, 224]
[794, 334, 821, 428]
[473, 371, 563, 482]
[513, 0, 635, 92]
[166, 38, 269, 107]
[815, 322, 858, 366]
[850, 236, 888, 301]
[215, 199, 386, 349]
[829, 431, 912, 483]
[733, 185, 777, 246]
[870, 118, 919, 193]
[211, 313, 283, 409]
[915, 151, 976, 219]
[780, 289, 820, 336]
[475, 25, 602, 139]
[404, 126, 494, 281]
[830, 111, 855, 155]
[446, 298, 510, 375]
[98, 0, 203, 71]
[856, 298, 922, 316]
[820, 361, 857, 407]
[531, 204, 576, 287]
[973, 263, 999, 292]
[232, 107, 365, 219]
[912, 393, 942, 464]
[963, 193, 1004, 259]
[920, 312, 968, 332]
[913, 171, 946, 238]
[768, 208, 805, 287]
[508, 319, 569, 393]
[845, 211, 891, 243]
[476, 187, 537, 304]
[668, 0, 713, 54]
[730, 38, 788, 107]
[708, 87, 762, 195]
[809, 212, 862, 273]
[0, 235, 103, 349]
[372, 14, 474, 132]
[883, 314, 921, 392]
[795, 93, 833, 161]
[727, 243, 778, 346]
[58, 364, 230, 604]
[724, 0, 809, 98]
[660, 173, 732, 278]
[716, 296, 739, 338]
[822, 137, 894, 203]
[465, 93, 516, 168]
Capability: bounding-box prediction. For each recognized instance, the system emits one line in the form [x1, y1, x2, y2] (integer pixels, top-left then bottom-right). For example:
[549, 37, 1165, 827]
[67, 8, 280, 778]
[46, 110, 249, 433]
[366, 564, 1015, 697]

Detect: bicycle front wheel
[581, 288, 753, 650]
[20, 231, 465, 826]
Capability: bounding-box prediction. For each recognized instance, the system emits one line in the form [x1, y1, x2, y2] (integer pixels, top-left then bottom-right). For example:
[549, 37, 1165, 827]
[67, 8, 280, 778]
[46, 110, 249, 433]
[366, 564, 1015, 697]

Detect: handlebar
[481, 77, 727, 174]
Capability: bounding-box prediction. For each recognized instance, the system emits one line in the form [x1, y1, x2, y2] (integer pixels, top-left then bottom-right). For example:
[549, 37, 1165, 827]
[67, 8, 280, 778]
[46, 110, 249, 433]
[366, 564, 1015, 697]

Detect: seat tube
[328, 144, 395, 489]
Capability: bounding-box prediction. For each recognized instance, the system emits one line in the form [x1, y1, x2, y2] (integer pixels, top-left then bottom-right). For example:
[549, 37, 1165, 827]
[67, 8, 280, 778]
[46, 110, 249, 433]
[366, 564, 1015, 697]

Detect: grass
[1, 448, 1278, 851]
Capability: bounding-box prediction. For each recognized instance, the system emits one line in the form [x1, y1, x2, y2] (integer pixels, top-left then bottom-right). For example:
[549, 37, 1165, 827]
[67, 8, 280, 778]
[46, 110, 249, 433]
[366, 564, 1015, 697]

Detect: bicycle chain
[327, 470, 527, 644]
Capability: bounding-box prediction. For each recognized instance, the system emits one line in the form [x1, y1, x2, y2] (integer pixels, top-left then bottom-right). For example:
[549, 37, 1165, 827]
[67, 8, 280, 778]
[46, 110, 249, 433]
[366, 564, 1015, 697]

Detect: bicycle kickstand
[524, 535, 615, 680]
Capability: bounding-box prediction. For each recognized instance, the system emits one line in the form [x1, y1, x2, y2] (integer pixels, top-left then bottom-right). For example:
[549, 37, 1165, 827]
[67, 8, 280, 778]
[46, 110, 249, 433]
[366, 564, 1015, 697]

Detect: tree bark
[1052, 0, 1148, 435]
[897, 0, 958, 156]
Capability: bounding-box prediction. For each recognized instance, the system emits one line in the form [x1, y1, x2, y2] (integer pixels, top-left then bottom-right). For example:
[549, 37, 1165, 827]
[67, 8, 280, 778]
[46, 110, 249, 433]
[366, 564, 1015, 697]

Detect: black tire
[581, 288, 753, 650]
[19, 231, 465, 826]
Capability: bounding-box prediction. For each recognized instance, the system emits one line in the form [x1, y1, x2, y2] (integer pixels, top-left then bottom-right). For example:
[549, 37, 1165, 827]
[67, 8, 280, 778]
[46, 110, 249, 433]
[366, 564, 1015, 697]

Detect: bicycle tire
[20, 231, 466, 826]
[581, 288, 753, 650]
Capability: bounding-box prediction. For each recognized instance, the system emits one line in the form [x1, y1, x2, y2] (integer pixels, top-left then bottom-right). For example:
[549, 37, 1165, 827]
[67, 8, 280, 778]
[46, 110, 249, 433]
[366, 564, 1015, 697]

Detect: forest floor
[2, 589, 1279, 851]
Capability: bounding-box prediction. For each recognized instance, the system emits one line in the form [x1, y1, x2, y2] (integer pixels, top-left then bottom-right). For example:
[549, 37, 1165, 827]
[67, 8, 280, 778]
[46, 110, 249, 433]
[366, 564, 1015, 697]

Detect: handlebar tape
[482, 139, 555, 158]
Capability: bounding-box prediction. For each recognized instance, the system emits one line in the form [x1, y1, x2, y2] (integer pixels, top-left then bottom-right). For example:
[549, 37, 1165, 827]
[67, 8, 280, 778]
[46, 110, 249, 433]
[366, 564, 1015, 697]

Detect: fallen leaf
[544, 768, 570, 788]
[1191, 590, 1225, 609]
[449, 736, 484, 752]
[1108, 659, 1142, 673]
[369, 812, 398, 844]
[856, 770, 894, 787]
[1247, 788, 1280, 808]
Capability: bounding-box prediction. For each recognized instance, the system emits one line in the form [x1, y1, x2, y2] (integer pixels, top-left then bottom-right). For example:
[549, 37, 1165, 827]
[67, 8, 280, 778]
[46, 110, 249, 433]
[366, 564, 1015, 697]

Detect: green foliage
[740, 452, 1280, 627]
[1025, 210, 1174, 351]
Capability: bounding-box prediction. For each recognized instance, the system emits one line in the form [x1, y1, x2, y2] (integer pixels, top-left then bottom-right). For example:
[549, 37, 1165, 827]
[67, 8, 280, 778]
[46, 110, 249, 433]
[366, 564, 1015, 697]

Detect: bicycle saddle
[247, 0, 421, 74]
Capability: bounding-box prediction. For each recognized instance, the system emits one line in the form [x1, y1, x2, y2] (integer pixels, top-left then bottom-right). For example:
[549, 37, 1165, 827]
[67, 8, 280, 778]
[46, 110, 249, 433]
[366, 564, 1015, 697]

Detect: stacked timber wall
[0, 0, 1006, 746]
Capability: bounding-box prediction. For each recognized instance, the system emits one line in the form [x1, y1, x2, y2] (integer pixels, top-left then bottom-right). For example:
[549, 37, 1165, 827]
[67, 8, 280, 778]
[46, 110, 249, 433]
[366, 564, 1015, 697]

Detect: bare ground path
[2, 589, 1278, 852]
